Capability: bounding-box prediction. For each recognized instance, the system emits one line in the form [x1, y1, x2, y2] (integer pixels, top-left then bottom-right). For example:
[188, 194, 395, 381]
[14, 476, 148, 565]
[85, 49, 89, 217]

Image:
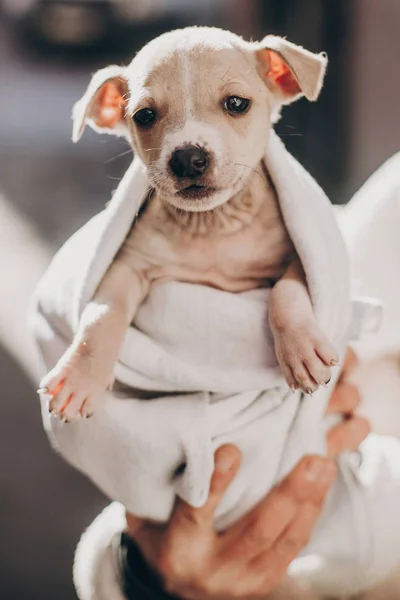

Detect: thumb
[125, 511, 146, 538]
[125, 511, 166, 567]
[171, 444, 242, 529]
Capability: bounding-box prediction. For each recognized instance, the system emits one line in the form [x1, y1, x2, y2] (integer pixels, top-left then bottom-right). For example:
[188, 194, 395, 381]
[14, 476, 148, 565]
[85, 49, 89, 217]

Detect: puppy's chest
[118, 198, 295, 291]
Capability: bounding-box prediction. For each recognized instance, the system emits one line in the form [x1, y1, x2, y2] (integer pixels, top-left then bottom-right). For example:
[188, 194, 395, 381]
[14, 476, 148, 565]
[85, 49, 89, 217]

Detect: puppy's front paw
[273, 322, 339, 394]
[39, 342, 114, 422]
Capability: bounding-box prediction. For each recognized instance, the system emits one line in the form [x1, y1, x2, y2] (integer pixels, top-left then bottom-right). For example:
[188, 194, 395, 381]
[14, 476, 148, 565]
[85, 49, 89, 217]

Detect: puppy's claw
[37, 387, 48, 395]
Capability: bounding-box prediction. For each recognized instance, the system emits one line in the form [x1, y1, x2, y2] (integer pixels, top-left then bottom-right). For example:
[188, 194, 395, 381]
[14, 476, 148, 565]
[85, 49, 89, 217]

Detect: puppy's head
[73, 27, 327, 212]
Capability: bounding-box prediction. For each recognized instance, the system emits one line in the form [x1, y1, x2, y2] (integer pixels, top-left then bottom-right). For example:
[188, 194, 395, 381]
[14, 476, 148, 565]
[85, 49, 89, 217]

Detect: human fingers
[327, 416, 371, 456]
[326, 381, 361, 415]
[169, 445, 242, 531]
[219, 456, 337, 560]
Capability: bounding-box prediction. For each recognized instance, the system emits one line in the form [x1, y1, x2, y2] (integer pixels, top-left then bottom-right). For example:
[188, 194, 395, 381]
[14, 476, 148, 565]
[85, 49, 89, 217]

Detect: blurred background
[0, 1, 399, 598]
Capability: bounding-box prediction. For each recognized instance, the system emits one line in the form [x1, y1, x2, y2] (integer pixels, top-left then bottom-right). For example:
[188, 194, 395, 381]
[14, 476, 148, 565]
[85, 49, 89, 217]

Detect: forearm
[76, 261, 149, 355]
[38, 261, 150, 419]
[270, 258, 313, 328]
[268, 256, 337, 392]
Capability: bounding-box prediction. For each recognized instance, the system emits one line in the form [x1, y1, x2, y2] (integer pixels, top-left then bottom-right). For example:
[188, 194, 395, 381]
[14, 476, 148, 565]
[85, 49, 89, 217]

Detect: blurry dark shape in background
[1, 0, 223, 54]
[0, 1, 399, 599]
[258, 0, 354, 203]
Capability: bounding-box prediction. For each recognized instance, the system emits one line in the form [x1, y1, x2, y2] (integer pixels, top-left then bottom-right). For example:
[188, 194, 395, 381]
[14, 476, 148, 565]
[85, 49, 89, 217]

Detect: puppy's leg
[269, 259, 338, 394]
[39, 261, 148, 421]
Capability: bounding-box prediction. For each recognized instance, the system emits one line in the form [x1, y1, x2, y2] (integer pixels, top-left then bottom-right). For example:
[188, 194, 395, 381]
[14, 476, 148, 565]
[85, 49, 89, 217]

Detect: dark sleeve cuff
[118, 533, 179, 600]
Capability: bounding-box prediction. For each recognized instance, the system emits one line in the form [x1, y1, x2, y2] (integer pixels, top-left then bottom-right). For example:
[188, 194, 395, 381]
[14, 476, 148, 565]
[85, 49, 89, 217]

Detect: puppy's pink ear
[72, 66, 128, 142]
[255, 36, 327, 103]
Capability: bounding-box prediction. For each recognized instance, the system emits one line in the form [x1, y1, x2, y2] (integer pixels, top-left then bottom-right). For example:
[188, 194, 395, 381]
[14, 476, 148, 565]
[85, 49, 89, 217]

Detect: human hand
[127, 448, 336, 599]
[325, 347, 370, 456]
[126, 348, 370, 599]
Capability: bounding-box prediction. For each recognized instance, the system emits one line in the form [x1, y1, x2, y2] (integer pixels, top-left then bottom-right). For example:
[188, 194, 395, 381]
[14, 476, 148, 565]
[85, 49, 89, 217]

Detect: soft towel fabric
[31, 136, 400, 595]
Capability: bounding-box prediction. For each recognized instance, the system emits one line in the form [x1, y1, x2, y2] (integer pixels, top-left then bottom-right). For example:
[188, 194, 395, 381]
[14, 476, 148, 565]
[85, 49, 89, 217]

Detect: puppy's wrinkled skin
[40, 27, 338, 421]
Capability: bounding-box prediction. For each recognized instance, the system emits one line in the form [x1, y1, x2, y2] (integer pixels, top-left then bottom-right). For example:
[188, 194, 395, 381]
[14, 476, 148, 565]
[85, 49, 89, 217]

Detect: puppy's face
[73, 28, 327, 212]
[127, 43, 271, 211]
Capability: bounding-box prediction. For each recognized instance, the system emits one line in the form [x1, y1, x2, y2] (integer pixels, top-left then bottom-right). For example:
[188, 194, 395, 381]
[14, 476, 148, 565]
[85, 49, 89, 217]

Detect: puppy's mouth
[176, 184, 218, 200]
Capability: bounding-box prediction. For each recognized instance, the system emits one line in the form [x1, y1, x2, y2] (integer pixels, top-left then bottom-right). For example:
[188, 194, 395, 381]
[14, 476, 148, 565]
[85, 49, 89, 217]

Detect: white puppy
[39, 27, 338, 421]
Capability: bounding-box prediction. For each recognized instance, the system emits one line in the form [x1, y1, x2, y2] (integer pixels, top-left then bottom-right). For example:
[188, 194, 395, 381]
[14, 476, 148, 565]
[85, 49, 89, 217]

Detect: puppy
[39, 27, 338, 421]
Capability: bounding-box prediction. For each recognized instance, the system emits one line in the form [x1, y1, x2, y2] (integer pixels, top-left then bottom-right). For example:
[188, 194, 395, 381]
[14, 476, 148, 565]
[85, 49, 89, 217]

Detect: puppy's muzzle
[169, 145, 209, 179]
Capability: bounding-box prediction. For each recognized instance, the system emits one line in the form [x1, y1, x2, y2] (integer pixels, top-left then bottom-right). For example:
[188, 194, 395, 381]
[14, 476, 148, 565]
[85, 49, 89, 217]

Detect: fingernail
[37, 387, 48, 394]
[215, 451, 235, 473]
[330, 358, 339, 366]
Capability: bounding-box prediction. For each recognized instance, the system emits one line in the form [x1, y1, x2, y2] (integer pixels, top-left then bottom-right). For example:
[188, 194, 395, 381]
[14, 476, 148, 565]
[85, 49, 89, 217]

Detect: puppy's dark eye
[223, 96, 250, 115]
[133, 108, 156, 127]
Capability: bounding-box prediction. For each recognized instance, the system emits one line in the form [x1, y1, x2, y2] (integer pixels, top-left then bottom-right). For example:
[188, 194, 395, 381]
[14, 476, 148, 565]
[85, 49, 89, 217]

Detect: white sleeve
[339, 153, 400, 360]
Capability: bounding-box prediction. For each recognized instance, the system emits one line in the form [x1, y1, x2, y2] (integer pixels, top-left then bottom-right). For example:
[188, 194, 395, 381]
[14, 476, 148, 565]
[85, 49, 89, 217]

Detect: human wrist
[118, 533, 178, 600]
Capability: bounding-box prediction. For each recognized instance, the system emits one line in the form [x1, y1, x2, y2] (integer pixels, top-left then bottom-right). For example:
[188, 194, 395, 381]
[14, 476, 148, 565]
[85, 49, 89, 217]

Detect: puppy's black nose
[169, 145, 209, 179]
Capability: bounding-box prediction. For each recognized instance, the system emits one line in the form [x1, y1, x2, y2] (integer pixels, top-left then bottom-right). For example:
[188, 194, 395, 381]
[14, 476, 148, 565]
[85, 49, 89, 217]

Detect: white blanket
[31, 134, 400, 596]
[31, 129, 351, 519]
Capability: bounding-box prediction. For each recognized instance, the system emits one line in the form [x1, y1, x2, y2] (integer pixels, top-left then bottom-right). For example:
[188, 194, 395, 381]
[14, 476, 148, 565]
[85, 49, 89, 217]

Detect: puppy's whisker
[234, 163, 266, 183]
[237, 176, 247, 199]
[105, 149, 133, 164]
[220, 65, 232, 83]
[152, 178, 168, 189]
[222, 78, 242, 87]
[173, 207, 186, 229]
[206, 209, 214, 225]
[144, 184, 155, 196]
[149, 173, 168, 187]
[214, 203, 229, 228]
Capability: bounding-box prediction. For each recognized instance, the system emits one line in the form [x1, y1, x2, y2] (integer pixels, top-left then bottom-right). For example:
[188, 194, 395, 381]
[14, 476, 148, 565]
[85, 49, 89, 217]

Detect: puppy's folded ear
[255, 36, 327, 104]
[72, 66, 129, 142]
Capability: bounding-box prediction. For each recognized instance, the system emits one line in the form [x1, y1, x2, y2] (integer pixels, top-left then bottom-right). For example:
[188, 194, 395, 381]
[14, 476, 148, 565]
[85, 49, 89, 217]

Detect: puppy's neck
[154, 163, 276, 237]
